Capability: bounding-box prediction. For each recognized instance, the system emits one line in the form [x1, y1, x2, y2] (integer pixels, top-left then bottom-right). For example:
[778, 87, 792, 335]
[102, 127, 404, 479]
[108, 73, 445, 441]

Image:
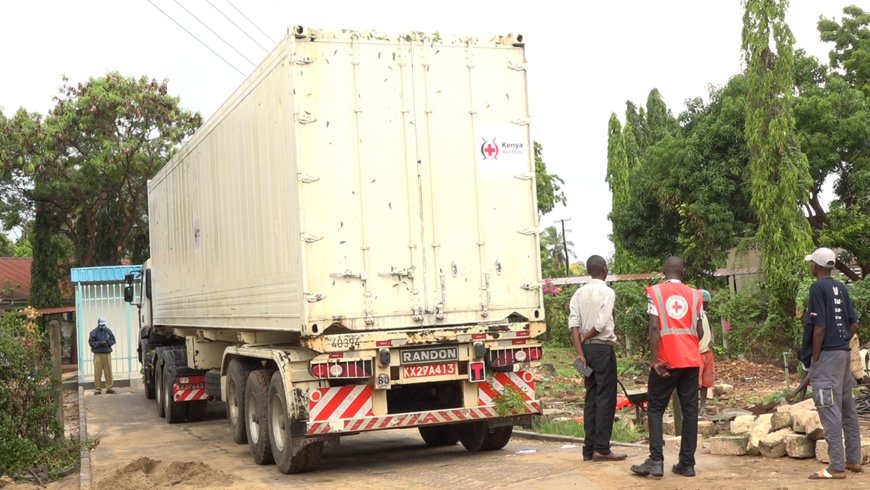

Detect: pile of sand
[94, 457, 233, 489]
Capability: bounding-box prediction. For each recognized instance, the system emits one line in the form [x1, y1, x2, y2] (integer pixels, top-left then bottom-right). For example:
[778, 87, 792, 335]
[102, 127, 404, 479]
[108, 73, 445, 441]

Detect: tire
[143, 344, 156, 400]
[419, 425, 460, 447]
[459, 422, 513, 452]
[155, 355, 165, 418]
[163, 364, 186, 424]
[227, 359, 256, 444]
[268, 371, 323, 474]
[245, 370, 274, 465]
[187, 400, 207, 422]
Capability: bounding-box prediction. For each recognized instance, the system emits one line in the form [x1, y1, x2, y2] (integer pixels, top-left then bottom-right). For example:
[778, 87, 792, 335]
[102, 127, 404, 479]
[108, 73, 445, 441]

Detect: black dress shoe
[593, 451, 628, 461]
[631, 458, 664, 477]
[672, 462, 696, 477]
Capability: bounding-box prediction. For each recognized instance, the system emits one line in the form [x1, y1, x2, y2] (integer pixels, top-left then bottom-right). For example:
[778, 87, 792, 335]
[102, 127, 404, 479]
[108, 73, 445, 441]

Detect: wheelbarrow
[616, 379, 648, 426]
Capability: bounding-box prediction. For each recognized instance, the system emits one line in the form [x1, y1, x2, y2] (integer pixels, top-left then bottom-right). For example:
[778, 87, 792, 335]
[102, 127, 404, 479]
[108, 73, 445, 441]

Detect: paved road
[85, 384, 870, 489]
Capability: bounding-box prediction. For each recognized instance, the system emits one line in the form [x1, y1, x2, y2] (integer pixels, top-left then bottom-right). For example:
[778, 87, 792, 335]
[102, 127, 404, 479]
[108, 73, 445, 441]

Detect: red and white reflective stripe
[478, 370, 536, 406]
[307, 405, 518, 436]
[173, 386, 209, 402]
[308, 385, 373, 422]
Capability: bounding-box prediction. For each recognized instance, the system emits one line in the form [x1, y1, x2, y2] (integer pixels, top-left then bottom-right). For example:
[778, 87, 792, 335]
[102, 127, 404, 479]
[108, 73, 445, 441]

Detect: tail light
[488, 347, 543, 367]
[310, 360, 373, 379]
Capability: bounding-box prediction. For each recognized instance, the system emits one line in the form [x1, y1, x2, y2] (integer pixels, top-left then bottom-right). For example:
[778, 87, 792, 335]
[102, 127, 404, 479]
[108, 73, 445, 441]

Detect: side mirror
[124, 273, 134, 286]
[124, 285, 134, 303]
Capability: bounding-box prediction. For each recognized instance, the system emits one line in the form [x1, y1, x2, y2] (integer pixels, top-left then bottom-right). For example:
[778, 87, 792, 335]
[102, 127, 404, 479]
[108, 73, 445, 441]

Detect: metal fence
[75, 280, 141, 386]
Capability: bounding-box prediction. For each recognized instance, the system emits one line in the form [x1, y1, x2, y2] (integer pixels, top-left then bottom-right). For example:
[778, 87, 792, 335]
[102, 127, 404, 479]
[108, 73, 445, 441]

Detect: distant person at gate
[89, 317, 116, 395]
[568, 255, 626, 462]
[631, 256, 704, 479]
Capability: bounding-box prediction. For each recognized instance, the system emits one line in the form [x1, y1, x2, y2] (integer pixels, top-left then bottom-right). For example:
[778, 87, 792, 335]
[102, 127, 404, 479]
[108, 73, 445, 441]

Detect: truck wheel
[187, 400, 207, 422]
[143, 344, 156, 400]
[268, 371, 323, 473]
[419, 425, 460, 447]
[459, 422, 513, 452]
[163, 364, 186, 424]
[155, 355, 165, 418]
[227, 359, 256, 444]
[245, 370, 274, 465]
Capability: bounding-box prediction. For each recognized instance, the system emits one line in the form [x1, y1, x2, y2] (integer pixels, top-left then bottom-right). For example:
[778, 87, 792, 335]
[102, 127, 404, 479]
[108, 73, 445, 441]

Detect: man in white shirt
[569, 255, 626, 462]
[698, 290, 715, 416]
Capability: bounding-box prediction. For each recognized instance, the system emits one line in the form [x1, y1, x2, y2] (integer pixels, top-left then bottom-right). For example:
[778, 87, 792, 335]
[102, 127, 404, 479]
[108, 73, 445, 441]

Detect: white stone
[785, 433, 815, 459]
[714, 384, 734, 397]
[747, 414, 773, 455]
[770, 411, 792, 431]
[759, 428, 792, 458]
[708, 435, 750, 456]
[730, 414, 756, 434]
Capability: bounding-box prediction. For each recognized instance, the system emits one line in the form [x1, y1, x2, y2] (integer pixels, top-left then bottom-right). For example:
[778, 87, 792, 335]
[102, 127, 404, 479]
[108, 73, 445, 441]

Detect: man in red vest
[631, 256, 704, 479]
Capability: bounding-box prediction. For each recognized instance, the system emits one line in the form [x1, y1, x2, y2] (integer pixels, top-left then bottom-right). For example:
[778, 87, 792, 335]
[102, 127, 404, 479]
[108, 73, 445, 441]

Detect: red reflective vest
[646, 282, 702, 369]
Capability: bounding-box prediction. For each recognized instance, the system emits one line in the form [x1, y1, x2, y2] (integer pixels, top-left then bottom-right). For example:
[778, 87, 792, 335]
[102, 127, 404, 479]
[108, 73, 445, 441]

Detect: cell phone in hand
[573, 359, 593, 377]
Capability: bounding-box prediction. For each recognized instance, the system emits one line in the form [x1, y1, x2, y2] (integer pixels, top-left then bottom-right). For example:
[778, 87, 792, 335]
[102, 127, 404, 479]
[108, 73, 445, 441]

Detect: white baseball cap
[805, 247, 836, 268]
[98, 317, 106, 326]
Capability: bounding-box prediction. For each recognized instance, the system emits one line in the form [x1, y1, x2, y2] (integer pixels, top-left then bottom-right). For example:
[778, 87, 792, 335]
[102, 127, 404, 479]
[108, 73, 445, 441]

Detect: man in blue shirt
[88, 317, 116, 395]
[802, 248, 860, 480]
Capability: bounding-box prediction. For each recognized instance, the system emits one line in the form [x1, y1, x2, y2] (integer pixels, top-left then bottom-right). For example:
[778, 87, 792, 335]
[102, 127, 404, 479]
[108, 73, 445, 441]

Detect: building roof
[0, 257, 33, 301]
[71, 265, 142, 284]
[547, 267, 760, 286]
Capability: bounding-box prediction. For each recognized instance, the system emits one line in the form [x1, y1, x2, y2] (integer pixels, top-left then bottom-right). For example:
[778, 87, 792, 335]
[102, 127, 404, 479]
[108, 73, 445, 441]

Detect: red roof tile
[0, 257, 32, 301]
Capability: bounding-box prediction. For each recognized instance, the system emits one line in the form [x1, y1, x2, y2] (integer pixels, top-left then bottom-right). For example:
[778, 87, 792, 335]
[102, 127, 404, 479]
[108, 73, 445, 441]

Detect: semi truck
[124, 25, 545, 474]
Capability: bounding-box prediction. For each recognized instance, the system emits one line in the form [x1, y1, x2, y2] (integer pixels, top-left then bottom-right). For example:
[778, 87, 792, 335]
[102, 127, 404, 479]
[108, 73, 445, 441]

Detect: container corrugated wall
[147, 29, 543, 336]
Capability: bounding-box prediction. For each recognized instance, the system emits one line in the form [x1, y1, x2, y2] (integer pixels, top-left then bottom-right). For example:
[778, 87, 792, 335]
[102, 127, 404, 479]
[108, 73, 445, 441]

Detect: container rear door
[294, 33, 541, 332]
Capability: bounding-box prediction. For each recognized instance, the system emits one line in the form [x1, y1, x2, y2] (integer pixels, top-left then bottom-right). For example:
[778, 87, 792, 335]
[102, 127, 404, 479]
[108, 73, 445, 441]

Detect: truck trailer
[125, 25, 545, 474]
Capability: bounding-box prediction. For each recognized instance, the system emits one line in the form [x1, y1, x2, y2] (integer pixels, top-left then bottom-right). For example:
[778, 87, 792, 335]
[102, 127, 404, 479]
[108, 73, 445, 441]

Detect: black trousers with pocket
[582, 343, 618, 456]
[647, 366, 699, 466]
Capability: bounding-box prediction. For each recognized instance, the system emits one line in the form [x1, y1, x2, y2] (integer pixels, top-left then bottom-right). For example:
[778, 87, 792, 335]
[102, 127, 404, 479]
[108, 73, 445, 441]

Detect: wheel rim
[247, 392, 259, 444]
[270, 391, 286, 452]
[227, 378, 239, 426]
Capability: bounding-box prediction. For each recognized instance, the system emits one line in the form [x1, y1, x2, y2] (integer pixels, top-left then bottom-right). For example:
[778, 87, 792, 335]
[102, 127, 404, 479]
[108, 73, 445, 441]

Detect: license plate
[402, 363, 457, 378]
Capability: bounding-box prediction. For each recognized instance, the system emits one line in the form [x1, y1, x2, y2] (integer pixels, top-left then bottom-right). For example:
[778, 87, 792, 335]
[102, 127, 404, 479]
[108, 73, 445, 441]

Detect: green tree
[605, 113, 632, 273]
[534, 141, 566, 216]
[540, 225, 575, 278]
[742, 0, 813, 329]
[0, 233, 12, 256]
[1, 74, 201, 300]
[818, 5, 869, 95]
[645, 88, 679, 145]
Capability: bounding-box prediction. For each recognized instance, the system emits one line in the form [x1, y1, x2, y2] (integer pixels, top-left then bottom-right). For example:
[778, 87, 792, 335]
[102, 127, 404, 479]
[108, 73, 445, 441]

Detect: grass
[532, 409, 648, 443]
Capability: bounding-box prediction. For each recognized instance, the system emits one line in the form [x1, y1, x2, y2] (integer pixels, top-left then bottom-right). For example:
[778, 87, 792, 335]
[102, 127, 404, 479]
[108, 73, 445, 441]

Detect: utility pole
[556, 218, 571, 276]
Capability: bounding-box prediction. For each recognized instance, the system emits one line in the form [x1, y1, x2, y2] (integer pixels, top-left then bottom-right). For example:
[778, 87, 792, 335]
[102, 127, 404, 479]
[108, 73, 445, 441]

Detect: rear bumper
[307, 400, 542, 436]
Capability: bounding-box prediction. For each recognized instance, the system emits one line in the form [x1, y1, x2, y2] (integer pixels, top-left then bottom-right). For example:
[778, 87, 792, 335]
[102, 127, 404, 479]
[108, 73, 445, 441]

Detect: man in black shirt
[802, 247, 861, 480]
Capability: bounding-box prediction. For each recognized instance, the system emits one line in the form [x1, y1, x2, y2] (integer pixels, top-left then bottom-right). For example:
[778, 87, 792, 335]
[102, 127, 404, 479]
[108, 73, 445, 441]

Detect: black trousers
[582, 343, 618, 455]
[647, 367, 699, 465]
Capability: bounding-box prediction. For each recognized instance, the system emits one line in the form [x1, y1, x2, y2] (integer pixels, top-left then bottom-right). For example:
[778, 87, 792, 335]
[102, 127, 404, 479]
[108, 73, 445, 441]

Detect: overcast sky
[0, 0, 852, 261]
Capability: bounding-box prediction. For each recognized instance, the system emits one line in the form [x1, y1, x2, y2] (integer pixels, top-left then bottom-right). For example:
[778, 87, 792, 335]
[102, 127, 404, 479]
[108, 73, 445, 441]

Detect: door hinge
[330, 270, 367, 281]
[517, 228, 537, 236]
[304, 293, 326, 303]
[301, 233, 323, 243]
[507, 61, 527, 71]
[298, 173, 320, 184]
[520, 283, 541, 292]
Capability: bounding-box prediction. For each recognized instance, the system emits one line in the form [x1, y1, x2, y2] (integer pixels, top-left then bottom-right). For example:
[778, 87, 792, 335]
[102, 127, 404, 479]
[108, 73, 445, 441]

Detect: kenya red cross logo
[665, 295, 689, 320]
[481, 138, 499, 160]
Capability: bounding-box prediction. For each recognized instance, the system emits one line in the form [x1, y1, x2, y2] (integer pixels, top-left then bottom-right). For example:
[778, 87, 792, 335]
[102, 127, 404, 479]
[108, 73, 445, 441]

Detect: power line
[172, 0, 257, 67]
[224, 0, 277, 44]
[205, 0, 270, 53]
[145, 0, 246, 76]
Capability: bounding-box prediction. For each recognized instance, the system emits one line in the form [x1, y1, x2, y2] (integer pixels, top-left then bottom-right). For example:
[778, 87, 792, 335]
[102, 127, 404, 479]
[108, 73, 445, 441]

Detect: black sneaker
[631, 458, 664, 478]
[94, 390, 102, 395]
[106, 389, 116, 394]
[672, 462, 696, 477]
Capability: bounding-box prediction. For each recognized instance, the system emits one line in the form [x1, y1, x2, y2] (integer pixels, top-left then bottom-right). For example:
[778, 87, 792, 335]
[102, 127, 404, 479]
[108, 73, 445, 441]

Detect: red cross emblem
[480, 138, 499, 160]
[665, 295, 689, 320]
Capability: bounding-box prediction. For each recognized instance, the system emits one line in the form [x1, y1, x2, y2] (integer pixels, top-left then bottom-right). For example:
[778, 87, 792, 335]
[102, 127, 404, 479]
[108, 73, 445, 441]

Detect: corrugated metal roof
[0, 257, 33, 300]
[70, 265, 142, 284]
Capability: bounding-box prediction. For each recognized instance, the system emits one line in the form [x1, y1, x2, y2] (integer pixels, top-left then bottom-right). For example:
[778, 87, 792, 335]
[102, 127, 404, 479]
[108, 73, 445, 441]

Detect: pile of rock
[707, 398, 870, 465]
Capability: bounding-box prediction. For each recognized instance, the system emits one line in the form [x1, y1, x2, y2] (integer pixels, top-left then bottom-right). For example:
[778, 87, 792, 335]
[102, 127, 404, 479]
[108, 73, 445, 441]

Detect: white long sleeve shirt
[568, 279, 617, 343]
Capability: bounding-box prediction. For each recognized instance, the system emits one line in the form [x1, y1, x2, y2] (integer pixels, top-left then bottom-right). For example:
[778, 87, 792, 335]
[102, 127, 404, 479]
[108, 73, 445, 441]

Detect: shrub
[0, 308, 86, 480]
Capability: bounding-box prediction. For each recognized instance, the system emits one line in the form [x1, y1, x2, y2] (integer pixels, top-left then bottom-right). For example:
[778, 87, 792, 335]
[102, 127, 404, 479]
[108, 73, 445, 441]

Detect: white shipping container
[149, 27, 543, 335]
